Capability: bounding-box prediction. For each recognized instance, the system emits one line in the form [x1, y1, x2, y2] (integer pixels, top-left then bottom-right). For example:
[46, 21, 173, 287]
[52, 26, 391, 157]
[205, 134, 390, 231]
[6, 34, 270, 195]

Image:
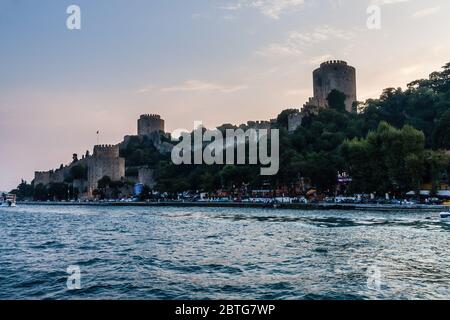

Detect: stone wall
[93, 144, 120, 158]
[288, 112, 303, 133]
[85, 145, 125, 196]
[34, 144, 126, 199]
[34, 171, 52, 186]
[138, 167, 156, 189]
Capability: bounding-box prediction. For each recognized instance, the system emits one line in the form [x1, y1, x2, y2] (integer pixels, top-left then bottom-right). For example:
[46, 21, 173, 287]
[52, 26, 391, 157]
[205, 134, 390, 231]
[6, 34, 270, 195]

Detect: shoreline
[16, 201, 448, 212]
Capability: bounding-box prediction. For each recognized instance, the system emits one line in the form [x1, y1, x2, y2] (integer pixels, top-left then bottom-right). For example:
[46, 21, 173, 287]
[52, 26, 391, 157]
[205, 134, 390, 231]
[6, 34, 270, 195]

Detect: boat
[1, 193, 17, 207]
[262, 199, 282, 209]
[440, 210, 450, 220]
[439, 207, 450, 221]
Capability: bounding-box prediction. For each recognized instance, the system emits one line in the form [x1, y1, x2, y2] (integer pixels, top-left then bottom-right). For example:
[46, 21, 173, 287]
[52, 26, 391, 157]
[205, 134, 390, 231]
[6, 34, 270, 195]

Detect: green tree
[11, 180, 34, 201]
[433, 109, 450, 149]
[98, 176, 112, 190]
[276, 109, 299, 129]
[327, 89, 346, 112]
[70, 165, 87, 180]
[342, 122, 425, 196]
[48, 183, 69, 201]
[33, 183, 48, 201]
[299, 152, 340, 193]
[424, 150, 450, 195]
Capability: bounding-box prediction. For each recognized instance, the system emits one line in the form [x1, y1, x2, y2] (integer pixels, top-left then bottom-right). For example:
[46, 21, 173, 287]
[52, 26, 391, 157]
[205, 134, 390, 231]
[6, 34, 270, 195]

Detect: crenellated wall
[93, 144, 120, 158]
[33, 114, 169, 199]
[86, 148, 125, 196]
[34, 171, 52, 186]
[34, 144, 125, 199]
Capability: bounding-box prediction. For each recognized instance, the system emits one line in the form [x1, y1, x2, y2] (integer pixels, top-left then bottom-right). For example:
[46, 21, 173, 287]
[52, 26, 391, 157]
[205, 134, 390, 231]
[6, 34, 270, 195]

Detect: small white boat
[1, 193, 16, 207]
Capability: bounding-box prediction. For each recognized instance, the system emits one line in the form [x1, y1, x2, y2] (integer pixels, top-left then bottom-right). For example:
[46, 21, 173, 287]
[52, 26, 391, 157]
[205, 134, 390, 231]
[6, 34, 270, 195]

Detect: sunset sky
[1, 0, 450, 191]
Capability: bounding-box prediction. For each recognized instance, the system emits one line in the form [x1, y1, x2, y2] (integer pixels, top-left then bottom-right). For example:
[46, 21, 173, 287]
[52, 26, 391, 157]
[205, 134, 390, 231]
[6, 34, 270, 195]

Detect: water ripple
[0, 205, 449, 299]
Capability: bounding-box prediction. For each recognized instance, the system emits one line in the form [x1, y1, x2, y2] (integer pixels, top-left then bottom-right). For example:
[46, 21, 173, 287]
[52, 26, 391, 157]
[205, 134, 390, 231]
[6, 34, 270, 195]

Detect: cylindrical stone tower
[313, 60, 357, 113]
[137, 114, 165, 136]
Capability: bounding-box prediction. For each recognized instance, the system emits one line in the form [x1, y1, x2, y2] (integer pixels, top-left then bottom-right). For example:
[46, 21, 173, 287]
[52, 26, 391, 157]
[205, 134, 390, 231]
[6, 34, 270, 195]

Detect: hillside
[12, 63, 450, 199]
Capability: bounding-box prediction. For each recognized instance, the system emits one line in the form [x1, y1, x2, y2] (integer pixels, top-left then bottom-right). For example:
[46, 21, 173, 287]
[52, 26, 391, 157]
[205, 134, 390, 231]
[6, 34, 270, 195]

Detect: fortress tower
[138, 114, 165, 136]
[88, 144, 125, 193]
[33, 144, 125, 199]
[93, 144, 120, 158]
[313, 60, 357, 113]
[288, 60, 358, 133]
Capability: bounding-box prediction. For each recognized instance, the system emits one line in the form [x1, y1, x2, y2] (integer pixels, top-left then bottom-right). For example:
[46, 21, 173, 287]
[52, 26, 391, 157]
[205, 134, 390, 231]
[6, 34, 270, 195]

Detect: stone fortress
[288, 60, 357, 133]
[32, 60, 357, 198]
[34, 114, 168, 199]
[34, 144, 125, 198]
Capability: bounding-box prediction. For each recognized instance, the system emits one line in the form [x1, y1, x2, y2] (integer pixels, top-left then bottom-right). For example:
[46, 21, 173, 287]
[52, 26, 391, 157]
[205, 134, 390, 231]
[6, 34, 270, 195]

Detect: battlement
[320, 60, 348, 67]
[93, 144, 120, 158]
[247, 120, 271, 125]
[246, 120, 273, 131]
[140, 114, 161, 120]
[94, 144, 117, 148]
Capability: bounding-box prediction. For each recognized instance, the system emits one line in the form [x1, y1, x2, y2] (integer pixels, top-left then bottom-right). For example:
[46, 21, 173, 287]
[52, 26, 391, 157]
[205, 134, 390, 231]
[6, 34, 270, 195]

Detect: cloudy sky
[1, 0, 449, 191]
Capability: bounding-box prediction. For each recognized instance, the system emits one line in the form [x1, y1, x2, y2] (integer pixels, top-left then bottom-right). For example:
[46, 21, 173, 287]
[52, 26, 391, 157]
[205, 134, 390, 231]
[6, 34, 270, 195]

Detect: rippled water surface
[1, 205, 449, 299]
